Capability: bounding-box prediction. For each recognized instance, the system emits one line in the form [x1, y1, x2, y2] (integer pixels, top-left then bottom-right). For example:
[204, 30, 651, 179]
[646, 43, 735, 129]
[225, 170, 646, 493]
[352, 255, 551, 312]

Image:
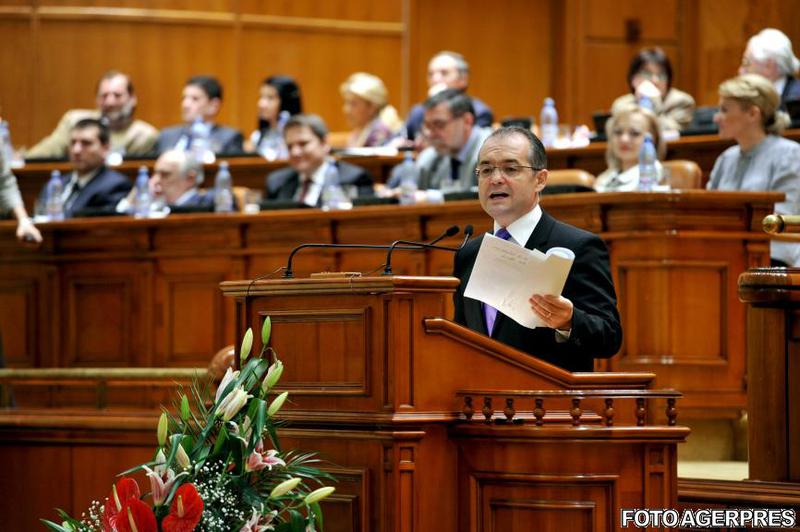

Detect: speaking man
[453, 126, 622, 372]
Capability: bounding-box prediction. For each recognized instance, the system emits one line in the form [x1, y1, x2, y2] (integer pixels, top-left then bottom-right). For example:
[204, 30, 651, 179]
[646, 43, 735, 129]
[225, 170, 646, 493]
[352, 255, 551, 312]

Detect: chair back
[663, 160, 702, 189]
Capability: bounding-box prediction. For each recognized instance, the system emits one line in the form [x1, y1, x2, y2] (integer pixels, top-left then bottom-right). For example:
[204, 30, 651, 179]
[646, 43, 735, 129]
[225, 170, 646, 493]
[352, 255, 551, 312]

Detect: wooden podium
[221, 275, 688, 532]
[738, 268, 800, 483]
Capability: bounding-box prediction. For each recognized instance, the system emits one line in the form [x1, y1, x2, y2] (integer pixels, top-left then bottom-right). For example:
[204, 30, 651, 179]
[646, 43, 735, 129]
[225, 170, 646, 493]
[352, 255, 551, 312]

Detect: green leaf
[262, 316, 272, 346]
[288, 509, 305, 532]
[311, 501, 325, 532]
[39, 520, 71, 532]
[212, 424, 229, 456]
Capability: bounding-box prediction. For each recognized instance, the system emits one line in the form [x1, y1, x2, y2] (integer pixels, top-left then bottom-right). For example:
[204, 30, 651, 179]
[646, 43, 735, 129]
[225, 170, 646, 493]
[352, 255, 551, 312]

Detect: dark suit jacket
[174, 189, 214, 208]
[405, 95, 494, 140]
[781, 75, 800, 107]
[39, 166, 132, 218]
[156, 124, 244, 155]
[265, 160, 375, 204]
[453, 209, 622, 372]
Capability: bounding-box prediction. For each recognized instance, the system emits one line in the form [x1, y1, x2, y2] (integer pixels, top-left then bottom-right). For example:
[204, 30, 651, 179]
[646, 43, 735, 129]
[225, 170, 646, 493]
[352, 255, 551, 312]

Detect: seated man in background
[265, 114, 374, 206]
[156, 75, 244, 156]
[740, 28, 800, 108]
[400, 89, 491, 200]
[453, 126, 622, 372]
[26, 70, 158, 159]
[117, 149, 211, 213]
[405, 51, 494, 142]
[40, 118, 131, 218]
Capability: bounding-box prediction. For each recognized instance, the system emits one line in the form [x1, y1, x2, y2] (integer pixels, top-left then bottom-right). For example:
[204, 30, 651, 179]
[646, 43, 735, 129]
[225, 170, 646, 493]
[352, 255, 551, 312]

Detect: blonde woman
[708, 74, 800, 266]
[595, 104, 666, 192]
[339, 72, 403, 147]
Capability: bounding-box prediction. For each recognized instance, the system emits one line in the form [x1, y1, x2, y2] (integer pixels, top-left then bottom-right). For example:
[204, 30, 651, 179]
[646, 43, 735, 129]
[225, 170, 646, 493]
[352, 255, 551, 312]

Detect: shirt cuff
[555, 328, 572, 343]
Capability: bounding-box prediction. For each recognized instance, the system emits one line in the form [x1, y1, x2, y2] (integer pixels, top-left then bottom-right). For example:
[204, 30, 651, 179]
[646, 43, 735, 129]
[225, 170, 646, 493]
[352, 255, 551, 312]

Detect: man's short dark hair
[186, 75, 223, 100]
[72, 117, 110, 146]
[96, 70, 134, 96]
[283, 114, 328, 141]
[423, 88, 475, 117]
[484, 126, 547, 169]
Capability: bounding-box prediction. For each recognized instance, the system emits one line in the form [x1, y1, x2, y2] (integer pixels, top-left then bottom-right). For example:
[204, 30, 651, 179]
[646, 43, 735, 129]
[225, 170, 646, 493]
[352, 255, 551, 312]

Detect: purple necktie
[483, 227, 512, 335]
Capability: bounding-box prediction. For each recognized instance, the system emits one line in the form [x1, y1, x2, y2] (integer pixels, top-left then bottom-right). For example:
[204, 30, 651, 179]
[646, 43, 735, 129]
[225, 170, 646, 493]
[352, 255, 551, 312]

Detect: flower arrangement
[42, 317, 335, 531]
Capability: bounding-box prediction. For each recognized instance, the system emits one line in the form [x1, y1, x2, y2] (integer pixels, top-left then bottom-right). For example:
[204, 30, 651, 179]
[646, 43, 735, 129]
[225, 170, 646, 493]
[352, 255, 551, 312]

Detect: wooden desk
[12, 129, 799, 211]
[0, 191, 779, 417]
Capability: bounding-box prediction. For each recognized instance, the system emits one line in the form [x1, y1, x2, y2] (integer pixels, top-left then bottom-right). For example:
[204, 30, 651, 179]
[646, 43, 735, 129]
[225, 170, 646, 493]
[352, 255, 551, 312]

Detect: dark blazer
[39, 166, 132, 218]
[781, 75, 800, 107]
[453, 209, 622, 372]
[173, 189, 214, 209]
[265, 160, 374, 204]
[156, 124, 244, 155]
[405, 95, 494, 140]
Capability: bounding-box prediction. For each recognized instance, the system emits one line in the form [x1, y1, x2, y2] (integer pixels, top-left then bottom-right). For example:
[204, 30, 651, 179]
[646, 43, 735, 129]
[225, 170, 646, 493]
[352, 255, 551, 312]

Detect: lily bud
[240, 328, 253, 363]
[217, 387, 252, 421]
[261, 316, 272, 346]
[157, 412, 168, 447]
[180, 395, 190, 422]
[267, 391, 289, 417]
[176, 443, 191, 470]
[261, 360, 284, 393]
[304, 486, 336, 505]
[269, 477, 301, 499]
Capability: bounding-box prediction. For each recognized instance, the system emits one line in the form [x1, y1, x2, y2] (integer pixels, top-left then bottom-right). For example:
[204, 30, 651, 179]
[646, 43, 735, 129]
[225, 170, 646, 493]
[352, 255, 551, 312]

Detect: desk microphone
[282, 225, 463, 279]
[383, 224, 473, 275]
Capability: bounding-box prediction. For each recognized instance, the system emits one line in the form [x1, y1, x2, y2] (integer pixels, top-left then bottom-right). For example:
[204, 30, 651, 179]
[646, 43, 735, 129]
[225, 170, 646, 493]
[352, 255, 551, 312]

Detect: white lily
[216, 386, 252, 421]
[215, 367, 241, 403]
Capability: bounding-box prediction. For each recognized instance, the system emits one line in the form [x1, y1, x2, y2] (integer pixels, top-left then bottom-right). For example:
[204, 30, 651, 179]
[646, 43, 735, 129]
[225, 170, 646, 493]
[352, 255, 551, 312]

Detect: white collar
[492, 204, 543, 246]
[774, 77, 787, 97]
[71, 167, 101, 189]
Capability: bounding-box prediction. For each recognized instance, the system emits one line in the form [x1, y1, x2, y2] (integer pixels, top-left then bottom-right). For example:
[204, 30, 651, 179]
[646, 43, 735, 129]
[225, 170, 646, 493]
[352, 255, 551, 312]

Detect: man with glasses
[453, 126, 622, 372]
[410, 89, 491, 199]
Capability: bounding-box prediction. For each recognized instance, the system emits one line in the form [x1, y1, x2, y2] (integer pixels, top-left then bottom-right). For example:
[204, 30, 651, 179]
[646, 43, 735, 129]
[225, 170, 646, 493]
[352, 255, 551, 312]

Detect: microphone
[383, 225, 471, 275]
[282, 225, 461, 279]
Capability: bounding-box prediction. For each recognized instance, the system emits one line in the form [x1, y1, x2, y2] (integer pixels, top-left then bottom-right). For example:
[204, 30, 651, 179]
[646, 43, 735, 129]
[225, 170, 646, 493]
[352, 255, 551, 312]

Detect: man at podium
[453, 126, 622, 372]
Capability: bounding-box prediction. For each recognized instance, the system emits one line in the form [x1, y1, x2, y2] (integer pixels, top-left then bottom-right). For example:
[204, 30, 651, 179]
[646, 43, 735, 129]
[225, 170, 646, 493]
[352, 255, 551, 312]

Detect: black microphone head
[445, 225, 460, 237]
[464, 224, 474, 236]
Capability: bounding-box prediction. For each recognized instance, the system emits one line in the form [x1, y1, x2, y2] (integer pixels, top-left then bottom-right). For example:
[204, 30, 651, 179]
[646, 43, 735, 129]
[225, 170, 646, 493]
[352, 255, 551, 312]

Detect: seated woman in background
[595, 103, 666, 192]
[611, 48, 695, 133]
[339, 72, 403, 148]
[707, 74, 800, 266]
[247, 75, 302, 160]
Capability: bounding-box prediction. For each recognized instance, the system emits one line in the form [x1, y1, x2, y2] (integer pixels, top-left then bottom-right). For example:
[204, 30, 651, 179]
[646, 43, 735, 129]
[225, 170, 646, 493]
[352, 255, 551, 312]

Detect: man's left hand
[530, 294, 573, 330]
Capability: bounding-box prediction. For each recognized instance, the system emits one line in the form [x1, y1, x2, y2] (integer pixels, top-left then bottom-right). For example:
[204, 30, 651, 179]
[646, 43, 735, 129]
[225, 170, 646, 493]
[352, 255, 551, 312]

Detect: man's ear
[462, 112, 475, 128]
[208, 97, 222, 117]
[534, 169, 548, 193]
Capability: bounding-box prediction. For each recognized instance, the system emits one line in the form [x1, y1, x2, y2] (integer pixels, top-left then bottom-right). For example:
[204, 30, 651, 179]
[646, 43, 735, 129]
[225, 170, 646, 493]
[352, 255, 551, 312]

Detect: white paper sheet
[464, 233, 575, 329]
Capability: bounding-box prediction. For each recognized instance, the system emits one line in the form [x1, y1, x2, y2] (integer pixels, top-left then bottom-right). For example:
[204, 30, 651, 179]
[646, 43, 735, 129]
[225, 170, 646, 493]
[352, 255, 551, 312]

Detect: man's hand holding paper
[463, 233, 575, 329]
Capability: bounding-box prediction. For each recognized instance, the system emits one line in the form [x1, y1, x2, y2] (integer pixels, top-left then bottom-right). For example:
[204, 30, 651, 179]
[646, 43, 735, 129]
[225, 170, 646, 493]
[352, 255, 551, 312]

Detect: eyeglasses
[422, 117, 457, 132]
[475, 164, 542, 180]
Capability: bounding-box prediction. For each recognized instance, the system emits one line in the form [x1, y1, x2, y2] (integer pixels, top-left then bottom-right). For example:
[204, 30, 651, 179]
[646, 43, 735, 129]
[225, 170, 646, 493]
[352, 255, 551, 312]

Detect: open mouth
[489, 192, 509, 199]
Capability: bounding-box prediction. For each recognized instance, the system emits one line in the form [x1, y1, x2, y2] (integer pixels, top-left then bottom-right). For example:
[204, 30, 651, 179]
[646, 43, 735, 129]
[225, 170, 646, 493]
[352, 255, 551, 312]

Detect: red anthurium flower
[113, 498, 158, 532]
[161, 483, 204, 532]
[102, 477, 141, 531]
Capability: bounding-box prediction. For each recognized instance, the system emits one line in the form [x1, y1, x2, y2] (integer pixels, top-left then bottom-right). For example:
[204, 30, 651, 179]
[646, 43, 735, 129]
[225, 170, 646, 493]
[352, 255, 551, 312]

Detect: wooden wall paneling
[0, 264, 54, 368]
[153, 256, 242, 367]
[237, 25, 404, 134]
[60, 259, 151, 368]
[584, 0, 678, 40]
[0, 16, 35, 150]
[409, 0, 552, 126]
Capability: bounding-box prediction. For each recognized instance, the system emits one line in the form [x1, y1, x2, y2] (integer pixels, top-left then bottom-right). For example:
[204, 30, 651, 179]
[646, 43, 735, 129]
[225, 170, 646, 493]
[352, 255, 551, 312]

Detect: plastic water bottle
[133, 166, 152, 217]
[320, 163, 352, 211]
[45, 170, 64, 221]
[213, 161, 234, 212]
[638, 134, 657, 191]
[190, 118, 214, 164]
[540, 97, 558, 148]
[396, 152, 419, 205]
[638, 95, 654, 112]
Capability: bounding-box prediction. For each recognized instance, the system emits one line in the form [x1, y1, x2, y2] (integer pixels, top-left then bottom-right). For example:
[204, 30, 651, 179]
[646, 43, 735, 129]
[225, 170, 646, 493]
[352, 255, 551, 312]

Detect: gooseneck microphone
[282, 225, 464, 279]
[382, 224, 473, 275]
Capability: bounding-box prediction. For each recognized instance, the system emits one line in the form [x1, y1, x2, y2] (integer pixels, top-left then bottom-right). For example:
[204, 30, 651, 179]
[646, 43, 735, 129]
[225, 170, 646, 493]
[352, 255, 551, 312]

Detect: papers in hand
[464, 233, 575, 329]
